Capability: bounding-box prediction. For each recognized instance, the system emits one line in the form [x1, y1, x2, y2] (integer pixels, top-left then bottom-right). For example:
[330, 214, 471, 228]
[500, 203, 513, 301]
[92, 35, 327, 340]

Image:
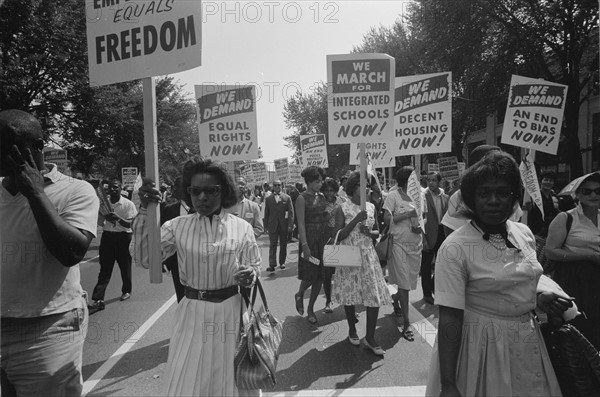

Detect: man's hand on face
[6, 145, 45, 199]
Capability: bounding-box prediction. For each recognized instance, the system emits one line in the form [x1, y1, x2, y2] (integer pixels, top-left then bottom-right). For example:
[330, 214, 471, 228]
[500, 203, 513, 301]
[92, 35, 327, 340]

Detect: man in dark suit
[263, 180, 294, 272]
[421, 171, 449, 304]
[160, 177, 190, 302]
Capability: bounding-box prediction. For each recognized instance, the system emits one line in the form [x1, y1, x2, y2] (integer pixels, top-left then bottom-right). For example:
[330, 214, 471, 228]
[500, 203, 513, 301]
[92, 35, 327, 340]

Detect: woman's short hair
[461, 151, 521, 211]
[181, 157, 237, 209]
[395, 166, 414, 188]
[321, 177, 339, 193]
[301, 166, 326, 184]
[345, 171, 363, 197]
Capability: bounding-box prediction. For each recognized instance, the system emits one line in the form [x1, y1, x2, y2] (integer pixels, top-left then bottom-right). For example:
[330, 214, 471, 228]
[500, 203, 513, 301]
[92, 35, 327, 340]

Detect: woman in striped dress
[133, 158, 262, 396]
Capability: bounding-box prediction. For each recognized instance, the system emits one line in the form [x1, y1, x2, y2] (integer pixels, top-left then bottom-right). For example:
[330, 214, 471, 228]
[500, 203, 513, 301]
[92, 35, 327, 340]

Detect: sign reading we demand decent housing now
[86, 1, 202, 86]
[501, 75, 567, 155]
[327, 54, 395, 144]
[393, 72, 452, 156]
[195, 85, 259, 161]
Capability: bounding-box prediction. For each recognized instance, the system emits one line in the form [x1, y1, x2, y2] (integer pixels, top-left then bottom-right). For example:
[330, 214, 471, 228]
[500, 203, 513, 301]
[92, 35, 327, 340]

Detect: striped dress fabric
[131, 209, 262, 396]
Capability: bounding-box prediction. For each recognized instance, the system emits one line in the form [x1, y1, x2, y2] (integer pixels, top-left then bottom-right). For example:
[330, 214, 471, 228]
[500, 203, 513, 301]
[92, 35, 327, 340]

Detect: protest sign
[501, 75, 567, 155]
[392, 72, 452, 156]
[44, 149, 70, 175]
[457, 162, 466, 177]
[86, 1, 202, 87]
[195, 85, 259, 161]
[239, 163, 255, 186]
[438, 156, 459, 181]
[252, 162, 267, 185]
[289, 164, 303, 184]
[300, 134, 328, 168]
[349, 142, 394, 167]
[327, 53, 395, 144]
[121, 167, 138, 189]
[407, 170, 425, 231]
[274, 158, 289, 181]
[428, 163, 440, 173]
[519, 151, 544, 221]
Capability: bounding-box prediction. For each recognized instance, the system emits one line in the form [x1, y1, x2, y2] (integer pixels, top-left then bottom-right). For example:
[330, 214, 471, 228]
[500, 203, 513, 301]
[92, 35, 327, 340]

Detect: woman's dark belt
[184, 285, 240, 302]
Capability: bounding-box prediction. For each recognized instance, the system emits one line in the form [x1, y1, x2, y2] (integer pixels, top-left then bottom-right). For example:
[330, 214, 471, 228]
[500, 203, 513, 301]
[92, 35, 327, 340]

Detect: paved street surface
[80, 229, 439, 396]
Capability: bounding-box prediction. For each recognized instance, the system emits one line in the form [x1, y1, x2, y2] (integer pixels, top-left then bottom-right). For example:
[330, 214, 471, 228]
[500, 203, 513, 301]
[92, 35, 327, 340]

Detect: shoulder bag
[323, 230, 362, 268]
[374, 222, 393, 268]
[234, 280, 283, 390]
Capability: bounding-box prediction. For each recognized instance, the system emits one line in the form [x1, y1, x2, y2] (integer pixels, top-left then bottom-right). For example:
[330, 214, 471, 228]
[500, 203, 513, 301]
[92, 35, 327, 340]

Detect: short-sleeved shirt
[435, 220, 541, 318]
[102, 195, 137, 233]
[1, 164, 99, 317]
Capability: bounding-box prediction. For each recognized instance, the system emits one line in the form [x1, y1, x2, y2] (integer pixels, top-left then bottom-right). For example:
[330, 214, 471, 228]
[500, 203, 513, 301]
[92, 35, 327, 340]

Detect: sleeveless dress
[331, 201, 392, 307]
[297, 192, 328, 282]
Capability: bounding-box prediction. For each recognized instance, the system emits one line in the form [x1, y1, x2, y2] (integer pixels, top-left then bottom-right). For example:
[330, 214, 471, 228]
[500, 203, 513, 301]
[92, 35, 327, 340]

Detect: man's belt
[184, 285, 240, 302]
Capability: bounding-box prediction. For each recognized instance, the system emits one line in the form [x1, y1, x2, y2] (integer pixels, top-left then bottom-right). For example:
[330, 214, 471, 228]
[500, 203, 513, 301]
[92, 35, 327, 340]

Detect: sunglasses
[187, 185, 222, 196]
[273, 184, 281, 187]
[579, 187, 600, 196]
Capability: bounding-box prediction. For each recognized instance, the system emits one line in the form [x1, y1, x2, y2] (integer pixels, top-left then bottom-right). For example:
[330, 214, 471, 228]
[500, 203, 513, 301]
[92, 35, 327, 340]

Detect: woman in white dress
[383, 166, 423, 341]
[426, 151, 571, 397]
[332, 172, 391, 355]
[133, 158, 262, 396]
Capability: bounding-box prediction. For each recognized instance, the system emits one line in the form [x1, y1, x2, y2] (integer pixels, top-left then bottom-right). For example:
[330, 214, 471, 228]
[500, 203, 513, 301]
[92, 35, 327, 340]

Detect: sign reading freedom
[86, 0, 202, 86]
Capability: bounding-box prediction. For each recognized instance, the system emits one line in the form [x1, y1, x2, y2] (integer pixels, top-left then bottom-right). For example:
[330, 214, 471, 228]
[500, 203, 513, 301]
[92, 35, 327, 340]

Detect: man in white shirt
[89, 179, 137, 310]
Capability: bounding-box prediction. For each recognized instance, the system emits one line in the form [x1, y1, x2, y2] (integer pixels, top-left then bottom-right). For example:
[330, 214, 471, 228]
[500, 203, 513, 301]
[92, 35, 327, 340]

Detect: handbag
[234, 279, 283, 390]
[375, 224, 393, 268]
[540, 318, 600, 396]
[323, 230, 362, 268]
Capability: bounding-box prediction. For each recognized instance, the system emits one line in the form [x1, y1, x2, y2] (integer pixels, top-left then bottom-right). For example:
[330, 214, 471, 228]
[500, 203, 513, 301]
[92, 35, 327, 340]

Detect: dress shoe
[120, 293, 131, 301]
[88, 300, 105, 311]
[279, 264, 286, 270]
[424, 296, 434, 305]
[363, 339, 385, 356]
[267, 266, 275, 272]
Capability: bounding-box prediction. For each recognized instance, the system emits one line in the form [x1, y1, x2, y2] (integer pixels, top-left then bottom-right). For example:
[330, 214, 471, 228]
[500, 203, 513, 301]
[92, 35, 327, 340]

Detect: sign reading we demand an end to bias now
[86, 0, 201, 86]
[195, 85, 259, 161]
[393, 72, 452, 156]
[300, 134, 328, 168]
[327, 54, 395, 144]
[501, 75, 567, 155]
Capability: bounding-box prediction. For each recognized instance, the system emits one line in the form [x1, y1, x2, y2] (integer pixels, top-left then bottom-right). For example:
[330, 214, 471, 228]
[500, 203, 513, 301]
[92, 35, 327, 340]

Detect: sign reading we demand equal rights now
[327, 54, 395, 144]
[501, 75, 567, 155]
[195, 85, 259, 161]
[393, 72, 452, 156]
[86, 1, 201, 86]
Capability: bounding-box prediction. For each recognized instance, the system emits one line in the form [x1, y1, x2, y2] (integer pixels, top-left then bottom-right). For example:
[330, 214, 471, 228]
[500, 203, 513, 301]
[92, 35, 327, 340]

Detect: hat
[559, 171, 600, 196]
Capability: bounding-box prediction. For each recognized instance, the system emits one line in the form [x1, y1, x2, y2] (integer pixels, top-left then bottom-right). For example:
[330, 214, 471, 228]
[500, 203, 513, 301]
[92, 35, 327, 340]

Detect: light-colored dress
[332, 201, 392, 307]
[131, 209, 262, 396]
[425, 220, 562, 397]
[382, 189, 423, 290]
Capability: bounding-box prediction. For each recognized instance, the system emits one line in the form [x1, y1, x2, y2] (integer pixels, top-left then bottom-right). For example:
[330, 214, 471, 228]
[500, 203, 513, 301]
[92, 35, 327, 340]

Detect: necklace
[487, 233, 507, 251]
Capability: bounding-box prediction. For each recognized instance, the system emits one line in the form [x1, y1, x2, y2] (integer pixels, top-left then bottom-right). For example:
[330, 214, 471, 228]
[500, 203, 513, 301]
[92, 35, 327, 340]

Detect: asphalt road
[80, 229, 439, 396]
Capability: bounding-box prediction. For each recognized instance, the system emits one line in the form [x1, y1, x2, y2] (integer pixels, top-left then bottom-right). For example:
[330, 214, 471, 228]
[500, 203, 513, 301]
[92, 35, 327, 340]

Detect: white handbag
[323, 230, 362, 268]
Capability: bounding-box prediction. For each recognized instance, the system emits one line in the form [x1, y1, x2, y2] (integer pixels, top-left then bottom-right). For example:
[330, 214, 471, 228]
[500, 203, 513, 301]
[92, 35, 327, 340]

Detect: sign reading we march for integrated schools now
[501, 75, 567, 155]
[327, 54, 395, 144]
[86, 1, 202, 86]
[393, 72, 452, 156]
[300, 134, 328, 168]
[195, 85, 259, 161]
[349, 142, 394, 167]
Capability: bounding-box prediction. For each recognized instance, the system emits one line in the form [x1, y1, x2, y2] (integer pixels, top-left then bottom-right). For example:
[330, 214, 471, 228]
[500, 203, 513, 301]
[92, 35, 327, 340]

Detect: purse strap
[237, 279, 270, 335]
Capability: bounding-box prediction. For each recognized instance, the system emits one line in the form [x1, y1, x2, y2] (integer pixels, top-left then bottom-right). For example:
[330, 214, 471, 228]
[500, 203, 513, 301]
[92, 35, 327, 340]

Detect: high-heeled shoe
[363, 339, 385, 356]
[347, 335, 360, 346]
[307, 311, 318, 325]
[392, 293, 403, 317]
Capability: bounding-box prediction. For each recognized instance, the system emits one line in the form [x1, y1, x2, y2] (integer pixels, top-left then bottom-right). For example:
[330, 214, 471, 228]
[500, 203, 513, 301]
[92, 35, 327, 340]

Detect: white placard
[327, 53, 395, 144]
[86, 1, 202, 86]
[501, 75, 567, 155]
[121, 167, 138, 189]
[300, 134, 328, 168]
[195, 85, 259, 161]
[349, 142, 394, 167]
[392, 72, 452, 156]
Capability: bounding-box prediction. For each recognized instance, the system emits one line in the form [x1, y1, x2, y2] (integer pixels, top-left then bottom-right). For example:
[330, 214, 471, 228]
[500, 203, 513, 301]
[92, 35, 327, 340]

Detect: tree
[407, 0, 599, 177]
[0, 0, 201, 181]
[283, 83, 350, 178]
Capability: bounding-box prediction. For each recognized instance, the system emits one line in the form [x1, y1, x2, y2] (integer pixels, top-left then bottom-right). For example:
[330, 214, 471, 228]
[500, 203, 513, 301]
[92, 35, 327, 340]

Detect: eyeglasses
[579, 187, 600, 196]
[475, 189, 513, 201]
[187, 185, 222, 196]
[273, 184, 281, 187]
